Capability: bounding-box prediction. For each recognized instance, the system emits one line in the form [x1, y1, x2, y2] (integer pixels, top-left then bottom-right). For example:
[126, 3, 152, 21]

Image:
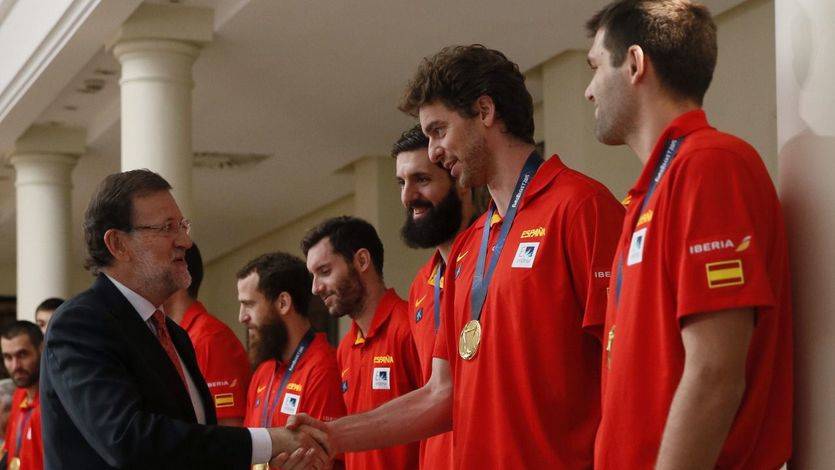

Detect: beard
[323, 266, 366, 319]
[249, 309, 288, 367]
[134, 250, 191, 301]
[10, 364, 38, 389]
[401, 186, 463, 249]
[457, 130, 490, 188]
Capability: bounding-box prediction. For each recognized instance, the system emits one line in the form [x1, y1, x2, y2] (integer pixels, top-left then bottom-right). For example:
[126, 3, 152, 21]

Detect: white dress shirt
[105, 275, 272, 464]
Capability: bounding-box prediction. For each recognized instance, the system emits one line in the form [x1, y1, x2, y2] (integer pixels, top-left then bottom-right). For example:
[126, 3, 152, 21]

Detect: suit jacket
[40, 274, 253, 469]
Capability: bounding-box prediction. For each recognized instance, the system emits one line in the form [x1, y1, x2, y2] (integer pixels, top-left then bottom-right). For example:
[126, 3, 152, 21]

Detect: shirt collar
[180, 301, 206, 330]
[105, 274, 159, 322]
[628, 109, 712, 198]
[351, 288, 399, 346]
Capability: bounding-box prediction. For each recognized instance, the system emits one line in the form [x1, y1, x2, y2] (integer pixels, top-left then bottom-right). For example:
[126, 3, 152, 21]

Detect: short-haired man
[585, 1, 792, 468]
[40, 169, 327, 469]
[34, 298, 63, 333]
[1, 321, 44, 470]
[238, 253, 346, 469]
[163, 243, 251, 426]
[302, 216, 421, 469]
[286, 46, 623, 468]
[394, 125, 476, 469]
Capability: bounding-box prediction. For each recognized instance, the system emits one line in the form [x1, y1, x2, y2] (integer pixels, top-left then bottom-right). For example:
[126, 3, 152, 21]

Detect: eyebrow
[424, 120, 442, 134]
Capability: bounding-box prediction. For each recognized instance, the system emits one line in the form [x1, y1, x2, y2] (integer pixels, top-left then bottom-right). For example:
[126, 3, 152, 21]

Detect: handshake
[267, 414, 339, 470]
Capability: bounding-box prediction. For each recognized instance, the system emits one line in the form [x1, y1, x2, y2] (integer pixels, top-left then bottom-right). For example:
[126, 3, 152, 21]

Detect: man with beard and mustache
[40, 170, 328, 470]
[585, 2, 791, 468]
[301, 217, 421, 470]
[164, 243, 251, 427]
[394, 124, 476, 469]
[0, 321, 44, 470]
[236, 252, 345, 467]
[283, 45, 623, 469]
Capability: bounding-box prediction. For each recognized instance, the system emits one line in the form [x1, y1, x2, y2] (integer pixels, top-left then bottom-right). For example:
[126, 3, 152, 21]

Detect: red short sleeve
[566, 192, 624, 339]
[664, 150, 777, 320]
[300, 364, 347, 423]
[193, 331, 251, 420]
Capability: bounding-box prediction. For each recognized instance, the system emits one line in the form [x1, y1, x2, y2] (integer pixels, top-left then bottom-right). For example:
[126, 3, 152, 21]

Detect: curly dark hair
[399, 44, 534, 144]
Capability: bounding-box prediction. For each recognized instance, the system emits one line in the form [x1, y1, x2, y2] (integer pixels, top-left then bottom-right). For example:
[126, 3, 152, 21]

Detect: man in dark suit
[40, 169, 328, 469]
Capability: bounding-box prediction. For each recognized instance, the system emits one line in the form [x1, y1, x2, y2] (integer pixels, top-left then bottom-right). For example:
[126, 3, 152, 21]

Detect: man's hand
[267, 427, 330, 469]
[270, 447, 332, 470]
[285, 414, 338, 456]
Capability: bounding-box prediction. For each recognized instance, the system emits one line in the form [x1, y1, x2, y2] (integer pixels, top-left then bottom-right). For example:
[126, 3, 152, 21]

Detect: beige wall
[705, 0, 777, 180]
[201, 195, 355, 343]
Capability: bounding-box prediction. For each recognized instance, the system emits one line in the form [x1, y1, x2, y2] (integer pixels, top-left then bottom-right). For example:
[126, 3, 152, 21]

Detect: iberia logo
[689, 235, 752, 255]
[520, 227, 546, 239]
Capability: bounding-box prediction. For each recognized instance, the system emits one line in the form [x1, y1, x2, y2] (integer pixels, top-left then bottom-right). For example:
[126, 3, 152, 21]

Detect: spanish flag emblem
[214, 393, 235, 408]
[706, 260, 745, 288]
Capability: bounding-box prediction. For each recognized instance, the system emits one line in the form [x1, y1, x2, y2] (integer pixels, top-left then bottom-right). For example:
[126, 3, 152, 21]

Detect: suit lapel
[91, 275, 197, 422]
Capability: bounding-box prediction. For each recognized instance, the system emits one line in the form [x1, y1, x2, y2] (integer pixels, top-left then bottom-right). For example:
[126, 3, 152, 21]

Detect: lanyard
[13, 406, 34, 458]
[260, 329, 315, 427]
[433, 260, 445, 332]
[470, 152, 543, 321]
[613, 137, 684, 304]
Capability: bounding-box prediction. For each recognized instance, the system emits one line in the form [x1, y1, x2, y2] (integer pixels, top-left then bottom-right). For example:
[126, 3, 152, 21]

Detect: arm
[655, 308, 754, 470]
[288, 357, 452, 455]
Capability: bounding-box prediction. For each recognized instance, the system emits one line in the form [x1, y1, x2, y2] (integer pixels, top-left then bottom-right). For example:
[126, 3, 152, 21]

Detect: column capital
[111, 3, 213, 49]
[10, 125, 85, 159]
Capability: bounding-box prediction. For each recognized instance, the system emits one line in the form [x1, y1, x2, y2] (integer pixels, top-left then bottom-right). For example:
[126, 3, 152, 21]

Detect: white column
[10, 126, 84, 321]
[111, 3, 213, 220]
[776, 1, 835, 468]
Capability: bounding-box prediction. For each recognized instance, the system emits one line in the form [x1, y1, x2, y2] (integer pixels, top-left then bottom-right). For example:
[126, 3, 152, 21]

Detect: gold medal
[252, 464, 268, 470]
[10, 457, 20, 470]
[459, 319, 482, 360]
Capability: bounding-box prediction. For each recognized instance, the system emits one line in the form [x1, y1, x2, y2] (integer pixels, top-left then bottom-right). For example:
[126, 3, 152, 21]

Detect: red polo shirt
[2, 389, 43, 470]
[338, 288, 421, 470]
[434, 155, 623, 468]
[407, 251, 452, 470]
[181, 301, 251, 421]
[594, 110, 792, 469]
[244, 332, 345, 428]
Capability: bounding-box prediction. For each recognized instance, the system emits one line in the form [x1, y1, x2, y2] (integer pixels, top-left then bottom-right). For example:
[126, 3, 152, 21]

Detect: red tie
[151, 310, 188, 389]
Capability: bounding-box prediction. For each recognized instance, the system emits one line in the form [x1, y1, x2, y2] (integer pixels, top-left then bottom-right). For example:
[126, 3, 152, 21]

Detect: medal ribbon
[13, 406, 34, 459]
[470, 152, 544, 321]
[433, 260, 445, 332]
[613, 137, 684, 305]
[260, 328, 316, 427]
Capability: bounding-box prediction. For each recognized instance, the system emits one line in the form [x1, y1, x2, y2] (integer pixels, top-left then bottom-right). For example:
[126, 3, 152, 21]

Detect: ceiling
[0, 0, 746, 265]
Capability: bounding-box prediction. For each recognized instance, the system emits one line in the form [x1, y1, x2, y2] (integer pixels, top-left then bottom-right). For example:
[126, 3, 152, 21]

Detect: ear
[103, 228, 131, 262]
[474, 95, 497, 127]
[275, 292, 293, 316]
[353, 248, 373, 274]
[625, 45, 646, 85]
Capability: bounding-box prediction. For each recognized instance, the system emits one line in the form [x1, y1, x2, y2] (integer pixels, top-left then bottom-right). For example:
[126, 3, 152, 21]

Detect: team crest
[415, 307, 424, 323]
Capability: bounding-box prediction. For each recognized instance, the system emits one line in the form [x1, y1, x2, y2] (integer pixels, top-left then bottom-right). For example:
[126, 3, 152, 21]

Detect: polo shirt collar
[352, 288, 399, 346]
[484, 155, 569, 224]
[629, 109, 713, 197]
[105, 274, 159, 322]
[180, 301, 207, 331]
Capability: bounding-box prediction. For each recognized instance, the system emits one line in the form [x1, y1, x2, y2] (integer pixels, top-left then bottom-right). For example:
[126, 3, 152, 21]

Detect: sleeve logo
[213, 393, 235, 408]
[706, 259, 745, 288]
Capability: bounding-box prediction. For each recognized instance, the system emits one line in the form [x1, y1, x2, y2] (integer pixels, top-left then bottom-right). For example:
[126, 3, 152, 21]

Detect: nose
[238, 307, 248, 324]
[428, 140, 444, 164]
[401, 181, 419, 208]
[584, 81, 594, 102]
[311, 276, 323, 296]
[10, 357, 20, 371]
